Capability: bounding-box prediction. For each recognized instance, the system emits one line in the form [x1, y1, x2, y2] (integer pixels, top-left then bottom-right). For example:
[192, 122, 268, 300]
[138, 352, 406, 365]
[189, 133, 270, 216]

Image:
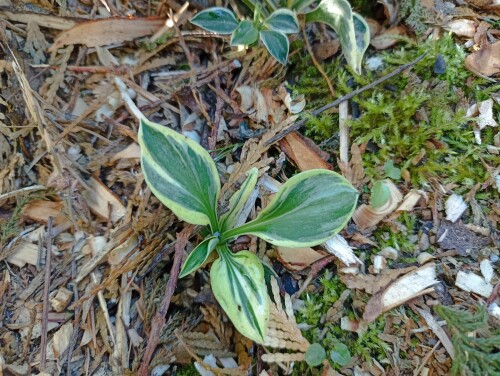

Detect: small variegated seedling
[190, 0, 370, 73]
[139, 118, 358, 343]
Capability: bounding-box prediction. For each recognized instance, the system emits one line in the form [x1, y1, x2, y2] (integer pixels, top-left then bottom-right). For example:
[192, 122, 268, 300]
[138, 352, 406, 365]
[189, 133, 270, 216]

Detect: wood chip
[363, 263, 438, 322]
[455, 270, 493, 297]
[50, 287, 73, 312]
[7, 240, 40, 268]
[22, 200, 70, 227]
[82, 176, 126, 223]
[52, 322, 74, 358]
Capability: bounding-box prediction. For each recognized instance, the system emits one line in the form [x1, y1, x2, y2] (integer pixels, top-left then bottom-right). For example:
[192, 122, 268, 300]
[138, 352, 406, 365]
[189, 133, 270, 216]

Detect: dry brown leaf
[443, 19, 477, 38]
[379, 0, 400, 24]
[280, 132, 332, 171]
[275, 246, 328, 271]
[49, 17, 165, 51]
[363, 263, 438, 322]
[465, 41, 500, 77]
[366, 18, 383, 37]
[312, 40, 340, 60]
[370, 26, 406, 50]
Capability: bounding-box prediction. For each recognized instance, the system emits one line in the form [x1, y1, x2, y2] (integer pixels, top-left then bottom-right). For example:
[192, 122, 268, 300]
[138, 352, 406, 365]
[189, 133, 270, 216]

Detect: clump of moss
[294, 270, 390, 374]
[290, 35, 498, 189]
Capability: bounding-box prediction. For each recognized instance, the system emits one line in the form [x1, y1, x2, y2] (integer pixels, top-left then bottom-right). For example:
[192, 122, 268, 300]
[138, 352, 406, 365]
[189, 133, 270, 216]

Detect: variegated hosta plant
[190, 0, 370, 73]
[139, 118, 358, 343]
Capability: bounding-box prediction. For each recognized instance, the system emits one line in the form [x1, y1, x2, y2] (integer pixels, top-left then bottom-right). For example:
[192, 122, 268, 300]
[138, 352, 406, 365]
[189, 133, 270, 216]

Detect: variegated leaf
[305, 0, 368, 74]
[211, 247, 269, 343]
[219, 167, 258, 231]
[179, 236, 219, 278]
[139, 118, 220, 227]
[222, 169, 358, 247]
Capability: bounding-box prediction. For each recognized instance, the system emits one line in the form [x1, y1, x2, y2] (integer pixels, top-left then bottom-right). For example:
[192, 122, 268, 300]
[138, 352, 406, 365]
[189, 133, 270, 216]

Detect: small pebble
[434, 53, 446, 74]
[419, 233, 430, 251]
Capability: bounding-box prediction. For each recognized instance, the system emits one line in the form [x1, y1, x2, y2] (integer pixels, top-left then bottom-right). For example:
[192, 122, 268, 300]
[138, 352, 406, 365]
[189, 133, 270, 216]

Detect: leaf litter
[0, 0, 498, 375]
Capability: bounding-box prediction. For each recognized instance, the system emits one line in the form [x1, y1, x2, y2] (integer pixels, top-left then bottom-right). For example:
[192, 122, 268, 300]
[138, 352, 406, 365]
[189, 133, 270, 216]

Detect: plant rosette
[139, 118, 358, 343]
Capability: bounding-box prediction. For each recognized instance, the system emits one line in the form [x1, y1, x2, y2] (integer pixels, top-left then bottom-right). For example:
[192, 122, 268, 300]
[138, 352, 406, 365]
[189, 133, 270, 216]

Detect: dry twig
[138, 226, 193, 375]
[40, 216, 53, 370]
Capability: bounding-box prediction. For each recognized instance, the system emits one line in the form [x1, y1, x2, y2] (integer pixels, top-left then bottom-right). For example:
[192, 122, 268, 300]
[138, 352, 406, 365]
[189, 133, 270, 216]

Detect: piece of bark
[363, 263, 437, 322]
[280, 132, 332, 171]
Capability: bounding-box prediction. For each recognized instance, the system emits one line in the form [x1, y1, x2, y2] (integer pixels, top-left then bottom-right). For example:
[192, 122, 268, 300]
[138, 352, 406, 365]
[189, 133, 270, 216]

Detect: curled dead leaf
[444, 19, 477, 38]
[464, 41, 500, 77]
[352, 180, 403, 230]
[312, 40, 340, 61]
[370, 26, 406, 50]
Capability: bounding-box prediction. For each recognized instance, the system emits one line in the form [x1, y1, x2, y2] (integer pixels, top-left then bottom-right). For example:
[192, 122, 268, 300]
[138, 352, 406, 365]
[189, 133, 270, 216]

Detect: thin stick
[40, 216, 53, 370]
[138, 226, 192, 376]
[338, 101, 350, 164]
[91, 272, 116, 345]
[0, 185, 46, 201]
[302, 27, 335, 98]
[265, 53, 427, 145]
[413, 340, 440, 376]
